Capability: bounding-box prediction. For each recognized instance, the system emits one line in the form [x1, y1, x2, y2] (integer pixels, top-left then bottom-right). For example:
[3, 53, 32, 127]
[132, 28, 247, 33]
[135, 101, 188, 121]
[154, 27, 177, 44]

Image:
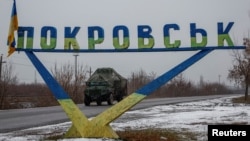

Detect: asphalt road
[0, 94, 240, 133]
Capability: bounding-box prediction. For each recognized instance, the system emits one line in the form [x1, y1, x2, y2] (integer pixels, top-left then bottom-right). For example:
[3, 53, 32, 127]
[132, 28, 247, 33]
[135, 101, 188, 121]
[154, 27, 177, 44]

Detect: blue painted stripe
[25, 51, 70, 99]
[136, 49, 213, 95]
[16, 46, 245, 53]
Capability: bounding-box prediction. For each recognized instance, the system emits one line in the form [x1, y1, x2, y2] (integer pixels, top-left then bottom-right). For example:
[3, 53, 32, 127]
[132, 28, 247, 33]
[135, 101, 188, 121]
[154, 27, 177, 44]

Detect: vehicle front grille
[88, 89, 101, 99]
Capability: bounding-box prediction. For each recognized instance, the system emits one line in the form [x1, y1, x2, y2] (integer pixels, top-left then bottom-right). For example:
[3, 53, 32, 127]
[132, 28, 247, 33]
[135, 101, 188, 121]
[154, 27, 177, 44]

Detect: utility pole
[73, 53, 79, 80]
[218, 74, 221, 84]
[0, 54, 6, 81]
[0, 55, 2, 81]
[0, 54, 6, 109]
[34, 70, 37, 84]
[73, 53, 79, 102]
[132, 72, 135, 91]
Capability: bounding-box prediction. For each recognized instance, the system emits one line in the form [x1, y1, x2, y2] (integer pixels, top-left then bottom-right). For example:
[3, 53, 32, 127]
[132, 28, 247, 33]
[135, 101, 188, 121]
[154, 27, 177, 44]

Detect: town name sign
[16, 22, 234, 50]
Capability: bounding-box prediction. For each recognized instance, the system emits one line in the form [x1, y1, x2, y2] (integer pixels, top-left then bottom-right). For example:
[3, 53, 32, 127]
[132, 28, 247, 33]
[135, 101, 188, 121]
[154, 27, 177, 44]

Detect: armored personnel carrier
[84, 67, 127, 106]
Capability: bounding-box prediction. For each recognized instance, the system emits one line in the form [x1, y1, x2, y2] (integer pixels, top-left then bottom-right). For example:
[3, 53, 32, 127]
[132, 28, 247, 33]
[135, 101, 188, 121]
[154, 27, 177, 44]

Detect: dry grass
[116, 129, 196, 141]
[231, 96, 250, 104]
[46, 129, 196, 141]
[117, 129, 177, 141]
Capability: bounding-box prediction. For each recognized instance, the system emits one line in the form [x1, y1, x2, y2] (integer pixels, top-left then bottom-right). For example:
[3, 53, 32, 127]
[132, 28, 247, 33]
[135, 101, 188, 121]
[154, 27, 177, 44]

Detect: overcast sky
[0, 0, 250, 86]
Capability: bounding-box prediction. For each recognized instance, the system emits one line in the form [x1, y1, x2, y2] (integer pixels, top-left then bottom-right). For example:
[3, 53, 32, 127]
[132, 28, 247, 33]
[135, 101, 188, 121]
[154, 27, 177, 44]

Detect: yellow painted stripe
[58, 99, 89, 137]
[92, 93, 146, 126]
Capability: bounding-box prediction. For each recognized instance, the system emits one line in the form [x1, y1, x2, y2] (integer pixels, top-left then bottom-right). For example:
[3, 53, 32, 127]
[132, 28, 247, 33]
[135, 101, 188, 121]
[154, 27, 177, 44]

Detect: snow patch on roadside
[0, 96, 249, 141]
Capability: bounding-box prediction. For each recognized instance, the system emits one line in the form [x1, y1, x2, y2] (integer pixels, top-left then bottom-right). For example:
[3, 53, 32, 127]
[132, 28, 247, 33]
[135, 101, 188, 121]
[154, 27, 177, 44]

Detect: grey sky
[0, 0, 250, 85]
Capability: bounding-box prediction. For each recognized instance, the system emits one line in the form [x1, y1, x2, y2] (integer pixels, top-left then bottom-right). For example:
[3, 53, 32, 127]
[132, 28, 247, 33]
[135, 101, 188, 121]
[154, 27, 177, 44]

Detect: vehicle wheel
[84, 97, 90, 106]
[107, 94, 114, 105]
[96, 100, 102, 106]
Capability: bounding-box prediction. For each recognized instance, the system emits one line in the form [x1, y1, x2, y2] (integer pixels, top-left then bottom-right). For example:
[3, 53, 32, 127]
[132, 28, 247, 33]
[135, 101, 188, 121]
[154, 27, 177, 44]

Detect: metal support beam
[25, 49, 213, 139]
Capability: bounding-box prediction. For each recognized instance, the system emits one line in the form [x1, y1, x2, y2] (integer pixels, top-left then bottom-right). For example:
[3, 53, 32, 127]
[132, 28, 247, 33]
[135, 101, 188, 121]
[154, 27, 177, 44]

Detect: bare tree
[128, 69, 156, 93]
[52, 63, 74, 93]
[228, 38, 250, 101]
[0, 62, 18, 109]
[72, 64, 88, 103]
[51, 63, 88, 103]
[166, 74, 195, 96]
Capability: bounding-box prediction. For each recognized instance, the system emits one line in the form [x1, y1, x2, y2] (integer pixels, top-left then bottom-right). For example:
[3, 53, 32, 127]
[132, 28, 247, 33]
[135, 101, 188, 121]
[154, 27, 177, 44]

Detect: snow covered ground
[0, 95, 249, 141]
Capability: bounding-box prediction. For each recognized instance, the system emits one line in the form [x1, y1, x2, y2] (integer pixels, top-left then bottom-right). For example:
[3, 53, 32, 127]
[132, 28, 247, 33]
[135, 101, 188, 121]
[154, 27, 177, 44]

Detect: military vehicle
[84, 67, 127, 106]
